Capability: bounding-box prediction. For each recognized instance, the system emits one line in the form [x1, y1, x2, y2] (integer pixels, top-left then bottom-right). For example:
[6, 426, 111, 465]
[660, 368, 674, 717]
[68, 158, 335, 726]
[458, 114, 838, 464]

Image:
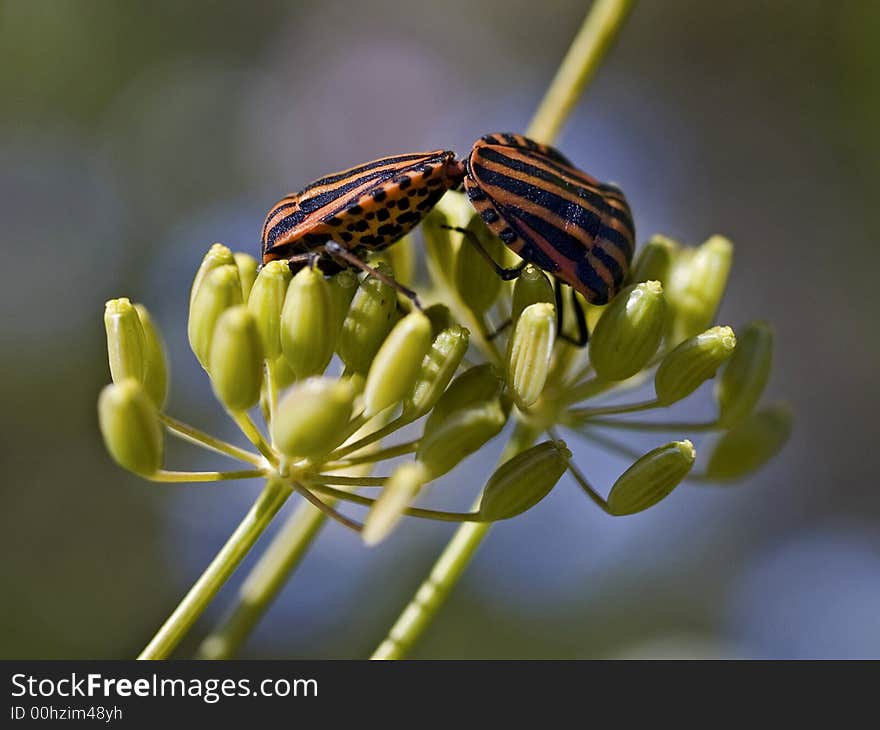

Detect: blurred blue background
[2, 0, 879, 658]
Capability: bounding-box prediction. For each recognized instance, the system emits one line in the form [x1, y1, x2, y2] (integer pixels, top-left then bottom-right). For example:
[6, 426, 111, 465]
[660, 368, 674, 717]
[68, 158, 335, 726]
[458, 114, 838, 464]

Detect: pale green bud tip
[706, 404, 791, 481]
[281, 266, 335, 379]
[590, 281, 667, 381]
[363, 312, 434, 417]
[716, 321, 773, 427]
[248, 260, 292, 360]
[507, 302, 556, 409]
[629, 235, 679, 286]
[362, 462, 430, 546]
[655, 325, 737, 405]
[133, 303, 169, 409]
[188, 264, 243, 369]
[511, 265, 554, 323]
[190, 243, 235, 308]
[403, 325, 470, 418]
[210, 306, 265, 412]
[272, 377, 356, 460]
[418, 400, 507, 479]
[234, 252, 259, 300]
[98, 379, 164, 476]
[607, 440, 695, 516]
[337, 263, 397, 374]
[671, 235, 734, 342]
[478, 440, 571, 521]
[104, 297, 146, 385]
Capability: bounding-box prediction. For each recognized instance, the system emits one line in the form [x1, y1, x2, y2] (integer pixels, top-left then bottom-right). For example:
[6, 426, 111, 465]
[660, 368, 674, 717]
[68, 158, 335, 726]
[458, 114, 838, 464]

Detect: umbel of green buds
[272, 377, 356, 460]
[281, 266, 335, 379]
[716, 321, 773, 427]
[98, 379, 164, 476]
[669, 235, 733, 343]
[654, 326, 736, 405]
[478, 440, 571, 521]
[188, 264, 243, 369]
[507, 302, 556, 409]
[247, 260, 292, 360]
[364, 312, 434, 417]
[417, 364, 509, 479]
[607, 440, 695, 516]
[337, 263, 397, 374]
[403, 325, 470, 419]
[511, 265, 554, 324]
[362, 461, 430, 546]
[706, 404, 791, 481]
[628, 234, 677, 287]
[105, 298, 146, 385]
[590, 281, 667, 381]
[133, 304, 169, 409]
[209, 306, 265, 411]
[454, 216, 503, 314]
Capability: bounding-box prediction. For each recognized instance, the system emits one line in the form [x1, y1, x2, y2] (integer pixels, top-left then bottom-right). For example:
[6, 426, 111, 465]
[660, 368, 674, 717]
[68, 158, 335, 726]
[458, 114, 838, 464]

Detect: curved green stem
[567, 398, 660, 419]
[149, 469, 267, 483]
[371, 423, 538, 660]
[229, 410, 278, 466]
[160, 414, 265, 467]
[575, 416, 722, 432]
[526, 0, 636, 143]
[138, 478, 292, 660]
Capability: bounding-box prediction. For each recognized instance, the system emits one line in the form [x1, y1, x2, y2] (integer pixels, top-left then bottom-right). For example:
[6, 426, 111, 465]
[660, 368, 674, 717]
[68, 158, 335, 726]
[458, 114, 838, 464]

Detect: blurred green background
[2, 0, 879, 659]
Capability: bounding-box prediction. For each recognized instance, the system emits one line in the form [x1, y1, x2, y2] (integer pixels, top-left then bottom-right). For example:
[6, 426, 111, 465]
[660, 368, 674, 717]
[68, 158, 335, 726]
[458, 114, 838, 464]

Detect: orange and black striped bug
[260, 133, 634, 344]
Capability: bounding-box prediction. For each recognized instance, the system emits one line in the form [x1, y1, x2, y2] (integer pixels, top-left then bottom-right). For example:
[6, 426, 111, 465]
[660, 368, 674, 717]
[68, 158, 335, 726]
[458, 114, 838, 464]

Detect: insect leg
[324, 241, 423, 311]
[486, 318, 512, 341]
[440, 225, 527, 281]
[554, 280, 589, 348]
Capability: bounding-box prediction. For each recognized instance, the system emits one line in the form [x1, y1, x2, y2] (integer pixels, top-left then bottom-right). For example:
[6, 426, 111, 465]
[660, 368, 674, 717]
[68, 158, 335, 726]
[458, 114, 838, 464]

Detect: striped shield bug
[261, 150, 466, 306]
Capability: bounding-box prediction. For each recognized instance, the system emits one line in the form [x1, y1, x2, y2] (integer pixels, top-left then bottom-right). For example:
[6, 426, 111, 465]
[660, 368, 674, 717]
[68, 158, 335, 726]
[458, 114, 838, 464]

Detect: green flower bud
[423, 303, 454, 336]
[670, 235, 733, 342]
[454, 216, 503, 314]
[281, 266, 335, 378]
[590, 281, 667, 381]
[133, 303, 169, 409]
[628, 234, 678, 286]
[104, 298, 146, 385]
[337, 263, 397, 374]
[209, 306, 264, 411]
[478, 440, 571, 521]
[327, 269, 360, 339]
[234, 252, 259, 301]
[272, 377, 356, 460]
[506, 302, 556, 409]
[403, 325, 470, 419]
[607, 440, 695, 516]
[424, 363, 507, 433]
[188, 264, 243, 369]
[363, 312, 434, 417]
[190, 243, 235, 309]
[716, 321, 773, 427]
[417, 400, 508, 479]
[422, 208, 457, 288]
[268, 356, 297, 390]
[654, 326, 737, 405]
[98, 379, 164, 476]
[385, 233, 415, 285]
[706, 404, 791, 481]
[511, 265, 554, 324]
[362, 461, 430, 546]
[247, 260, 292, 360]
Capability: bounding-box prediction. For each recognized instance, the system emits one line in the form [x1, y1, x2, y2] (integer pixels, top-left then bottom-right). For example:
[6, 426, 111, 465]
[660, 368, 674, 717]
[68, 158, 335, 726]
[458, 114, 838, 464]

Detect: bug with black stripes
[260, 134, 634, 343]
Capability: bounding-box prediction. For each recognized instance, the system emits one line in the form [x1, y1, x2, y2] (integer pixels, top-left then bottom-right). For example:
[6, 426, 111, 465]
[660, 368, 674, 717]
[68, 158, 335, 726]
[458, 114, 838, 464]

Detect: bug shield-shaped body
[464, 133, 635, 304]
[262, 150, 464, 273]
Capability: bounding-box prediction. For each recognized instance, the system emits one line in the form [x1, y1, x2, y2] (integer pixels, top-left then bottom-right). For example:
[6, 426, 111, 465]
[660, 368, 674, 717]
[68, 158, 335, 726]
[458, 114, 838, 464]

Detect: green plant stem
[526, 0, 635, 144]
[229, 410, 278, 466]
[371, 0, 636, 661]
[149, 469, 267, 483]
[567, 398, 660, 419]
[321, 439, 420, 470]
[138, 478, 292, 660]
[576, 416, 721, 432]
[328, 415, 408, 461]
[291, 482, 363, 533]
[306, 481, 484, 523]
[371, 422, 538, 660]
[312, 475, 388, 487]
[160, 414, 265, 467]
[196, 499, 332, 660]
